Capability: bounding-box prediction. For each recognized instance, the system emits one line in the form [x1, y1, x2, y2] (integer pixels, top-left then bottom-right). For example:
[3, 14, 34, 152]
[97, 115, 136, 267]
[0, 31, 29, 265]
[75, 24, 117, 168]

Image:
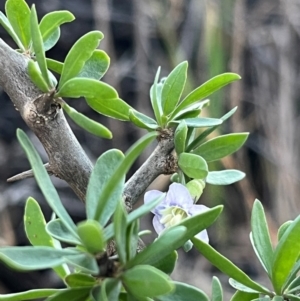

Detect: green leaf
[39, 11, 75, 51]
[62, 103, 112, 139]
[122, 265, 174, 298]
[77, 49, 110, 80]
[17, 129, 79, 238]
[86, 149, 125, 226]
[45, 288, 91, 301]
[171, 117, 222, 128]
[27, 59, 50, 92]
[59, 30, 104, 88]
[126, 206, 223, 268]
[156, 282, 210, 301]
[55, 77, 132, 121]
[172, 73, 241, 116]
[272, 215, 300, 294]
[24, 198, 69, 279]
[206, 170, 245, 185]
[93, 132, 157, 223]
[212, 276, 223, 301]
[64, 253, 99, 275]
[277, 221, 292, 241]
[77, 220, 106, 254]
[173, 100, 208, 120]
[229, 279, 262, 293]
[65, 273, 96, 288]
[87, 96, 132, 121]
[129, 110, 159, 130]
[161, 61, 188, 116]
[174, 120, 188, 155]
[251, 200, 273, 276]
[114, 201, 128, 264]
[0, 246, 79, 271]
[150, 67, 162, 125]
[230, 291, 259, 301]
[46, 58, 63, 74]
[187, 107, 238, 152]
[153, 250, 178, 275]
[192, 133, 249, 162]
[0, 289, 61, 301]
[178, 153, 208, 179]
[126, 220, 139, 261]
[285, 294, 300, 301]
[91, 279, 121, 301]
[46, 219, 81, 245]
[191, 238, 271, 294]
[30, 5, 51, 88]
[0, 11, 23, 49]
[5, 0, 30, 49]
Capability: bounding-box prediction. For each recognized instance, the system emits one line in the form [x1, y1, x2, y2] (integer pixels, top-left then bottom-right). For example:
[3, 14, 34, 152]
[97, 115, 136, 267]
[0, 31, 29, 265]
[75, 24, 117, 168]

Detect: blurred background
[0, 0, 300, 297]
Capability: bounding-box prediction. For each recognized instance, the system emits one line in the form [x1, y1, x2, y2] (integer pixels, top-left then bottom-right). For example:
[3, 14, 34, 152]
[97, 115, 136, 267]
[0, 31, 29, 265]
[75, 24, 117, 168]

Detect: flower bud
[186, 179, 205, 202]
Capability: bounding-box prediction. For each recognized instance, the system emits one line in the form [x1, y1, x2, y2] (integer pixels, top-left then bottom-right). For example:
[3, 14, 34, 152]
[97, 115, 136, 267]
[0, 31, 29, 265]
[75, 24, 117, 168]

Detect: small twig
[7, 163, 53, 182]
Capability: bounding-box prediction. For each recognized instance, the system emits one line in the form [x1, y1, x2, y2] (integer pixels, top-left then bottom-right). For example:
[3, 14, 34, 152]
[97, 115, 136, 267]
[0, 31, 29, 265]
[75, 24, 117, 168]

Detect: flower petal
[195, 229, 209, 243]
[144, 190, 165, 213]
[189, 204, 209, 216]
[152, 215, 165, 235]
[166, 183, 194, 208]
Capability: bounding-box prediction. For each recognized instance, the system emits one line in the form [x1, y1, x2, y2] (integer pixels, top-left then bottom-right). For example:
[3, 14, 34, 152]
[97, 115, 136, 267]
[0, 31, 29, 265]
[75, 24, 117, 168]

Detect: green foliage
[5, 0, 31, 50]
[206, 170, 245, 185]
[0, 289, 62, 301]
[62, 103, 112, 139]
[178, 152, 208, 179]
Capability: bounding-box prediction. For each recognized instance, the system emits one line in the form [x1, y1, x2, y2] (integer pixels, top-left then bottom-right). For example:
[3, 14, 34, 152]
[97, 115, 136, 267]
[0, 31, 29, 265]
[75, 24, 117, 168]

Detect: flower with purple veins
[144, 183, 209, 243]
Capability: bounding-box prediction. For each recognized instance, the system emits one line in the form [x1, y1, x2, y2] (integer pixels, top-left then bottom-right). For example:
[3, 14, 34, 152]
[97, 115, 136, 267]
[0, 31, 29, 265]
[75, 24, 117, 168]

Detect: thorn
[7, 163, 52, 182]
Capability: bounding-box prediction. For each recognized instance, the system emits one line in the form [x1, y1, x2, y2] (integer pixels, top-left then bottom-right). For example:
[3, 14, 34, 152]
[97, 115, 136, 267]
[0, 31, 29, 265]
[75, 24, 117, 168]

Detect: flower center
[159, 206, 189, 228]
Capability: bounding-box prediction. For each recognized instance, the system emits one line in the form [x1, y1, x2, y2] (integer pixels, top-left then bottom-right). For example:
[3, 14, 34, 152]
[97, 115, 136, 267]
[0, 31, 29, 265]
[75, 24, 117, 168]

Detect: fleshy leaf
[46, 58, 63, 74]
[171, 117, 222, 128]
[64, 253, 99, 275]
[0, 289, 61, 301]
[192, 133, 249, 162]
[251, 200, 273, 276]
[114, 201, 128, 264]
[0, 11, 23, 49]
[178, 152, 208, 179]
[91, 279, 121, 301]
[156, 282, 210, 301]
[65, 273, 96, 288]
[212, 276, 223, 301]
[192, 237, 271, 294]
[62, 103, 112, 139]
[187, 107, 238, 152]
[77, 220, 106, 254]
[17, 129, 78, 238]
[27, 59, 50, 92]
[206, 170, 245, 185]
[277, 221, 292, 241]
[46, 219, 81, 245]
[45, 287, 91, 301]
[30, 5, 52, 87]
[172, 73, 241, 116]
[5, 0, 30, 49]
[129, 110, 159, 130]
[174, 120, 188, 155]
[161, 61, 188, 116]
[39, 11, 75, 51]
[86, 149, 125, 226]
[24, 197, 69, 278]
[77, 49, 110, 80]
[58, 30, 103, 88]
[126, 220, 139, 261]
[229, 279, 262, 293]
[230, 291, 259, 301]
[150, 67, 162, 125]
[0, 246, 79, 271]
[122, 265, 174, 298]
[272, 215, 300, 294]
[152, 250, 178, 275]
